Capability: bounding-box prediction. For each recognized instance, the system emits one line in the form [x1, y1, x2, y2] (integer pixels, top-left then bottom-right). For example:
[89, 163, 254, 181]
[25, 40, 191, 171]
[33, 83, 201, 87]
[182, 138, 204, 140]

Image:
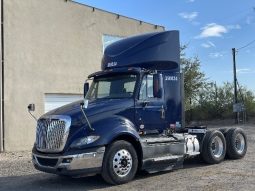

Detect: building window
[102, 34, 124, 52]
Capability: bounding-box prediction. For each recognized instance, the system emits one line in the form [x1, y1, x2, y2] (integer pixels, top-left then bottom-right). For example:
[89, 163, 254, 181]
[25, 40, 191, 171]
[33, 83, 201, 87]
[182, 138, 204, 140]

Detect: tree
[180, 45, 255, 122]
[193, 82, 255, 120]
[237, 85, 255, 118]
[180, 46, 207, 110]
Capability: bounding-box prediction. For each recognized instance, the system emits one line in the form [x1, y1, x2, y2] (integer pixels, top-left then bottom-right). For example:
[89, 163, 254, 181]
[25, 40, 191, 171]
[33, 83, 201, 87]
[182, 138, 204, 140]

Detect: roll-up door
[44, 94, 83, 113]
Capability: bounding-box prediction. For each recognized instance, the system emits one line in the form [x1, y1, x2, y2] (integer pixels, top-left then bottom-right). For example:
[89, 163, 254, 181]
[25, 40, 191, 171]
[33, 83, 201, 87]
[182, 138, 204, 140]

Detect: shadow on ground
[0, 157, 207, 191]
[0, 174, 110, 191]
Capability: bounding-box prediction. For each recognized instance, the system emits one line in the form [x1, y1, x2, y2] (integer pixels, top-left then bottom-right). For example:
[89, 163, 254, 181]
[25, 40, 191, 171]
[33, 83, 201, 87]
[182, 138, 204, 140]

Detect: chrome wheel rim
[211, 136, 224, 158]
[113, 149, 132, 177]
[235, 134, 245, 154]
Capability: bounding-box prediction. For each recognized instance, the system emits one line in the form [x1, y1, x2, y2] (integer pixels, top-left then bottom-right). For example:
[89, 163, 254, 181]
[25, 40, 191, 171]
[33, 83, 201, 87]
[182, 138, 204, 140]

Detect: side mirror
[28, 104, 35, 112]
[84, 82, 89, 98]
[27, 103, 37, 121]
[153, 73, 163, 98]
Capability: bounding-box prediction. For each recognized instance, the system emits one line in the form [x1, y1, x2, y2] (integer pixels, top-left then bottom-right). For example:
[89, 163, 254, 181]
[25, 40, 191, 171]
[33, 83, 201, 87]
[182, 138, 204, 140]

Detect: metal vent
[36, 115, 71, 153]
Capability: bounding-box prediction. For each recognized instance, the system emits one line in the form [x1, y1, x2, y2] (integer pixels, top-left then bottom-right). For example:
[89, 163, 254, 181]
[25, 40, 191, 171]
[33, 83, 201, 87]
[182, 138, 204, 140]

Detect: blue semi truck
[29, 31, 247, 185]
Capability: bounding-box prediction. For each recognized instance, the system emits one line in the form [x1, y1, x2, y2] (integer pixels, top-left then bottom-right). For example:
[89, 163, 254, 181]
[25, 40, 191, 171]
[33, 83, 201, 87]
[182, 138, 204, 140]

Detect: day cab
[30, 31, 247, 185]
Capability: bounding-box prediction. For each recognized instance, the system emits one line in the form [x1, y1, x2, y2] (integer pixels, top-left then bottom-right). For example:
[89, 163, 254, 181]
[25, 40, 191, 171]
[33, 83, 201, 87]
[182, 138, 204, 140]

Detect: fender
[93, 115, 141, 145]
[66, 115, 141, 151]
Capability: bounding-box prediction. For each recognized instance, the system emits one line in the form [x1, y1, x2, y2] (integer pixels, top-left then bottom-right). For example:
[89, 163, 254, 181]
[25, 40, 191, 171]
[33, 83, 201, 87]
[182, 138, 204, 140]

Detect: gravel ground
[0, 122, 254, 191]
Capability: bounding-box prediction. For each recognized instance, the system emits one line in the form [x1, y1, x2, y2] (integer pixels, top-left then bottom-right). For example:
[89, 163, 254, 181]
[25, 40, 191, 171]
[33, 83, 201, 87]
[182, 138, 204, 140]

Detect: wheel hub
[211, 136, 224, 158]
[121, 159, 128, 167]
[113, 149, 132, 177]
[235, 133, 245, 154]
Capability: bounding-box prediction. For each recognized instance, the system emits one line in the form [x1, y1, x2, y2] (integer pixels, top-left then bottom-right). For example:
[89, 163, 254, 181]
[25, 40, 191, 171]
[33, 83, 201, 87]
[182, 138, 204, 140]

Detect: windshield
[86, 74, 137, 100]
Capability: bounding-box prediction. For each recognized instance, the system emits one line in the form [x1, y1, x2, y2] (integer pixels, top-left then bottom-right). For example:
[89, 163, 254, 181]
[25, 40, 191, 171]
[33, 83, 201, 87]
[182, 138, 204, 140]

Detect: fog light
[62, 158, 72, 163]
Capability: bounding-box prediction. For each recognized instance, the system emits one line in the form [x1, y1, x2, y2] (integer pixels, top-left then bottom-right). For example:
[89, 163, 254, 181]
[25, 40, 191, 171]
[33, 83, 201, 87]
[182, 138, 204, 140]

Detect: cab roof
[101, 31, 180, 71]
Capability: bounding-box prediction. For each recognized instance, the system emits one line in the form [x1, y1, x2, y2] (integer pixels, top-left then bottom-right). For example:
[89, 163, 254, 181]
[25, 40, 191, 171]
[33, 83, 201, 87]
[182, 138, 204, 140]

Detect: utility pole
[232, 48, 238, 124]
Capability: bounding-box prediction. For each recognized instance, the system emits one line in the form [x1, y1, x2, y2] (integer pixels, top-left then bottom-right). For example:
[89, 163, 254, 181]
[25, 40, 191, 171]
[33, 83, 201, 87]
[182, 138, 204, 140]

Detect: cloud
[201, 41, 216, 48]
[201, 43, 210, 48]
[196, 23, 228, 38]
[178, 12, 198, 21]
[224, 68, 255, 74]
[236, 68, 255, 74]
[187, 0, 195, 2]
[209, 52, 224, 58]
[227, 24, 241, 30]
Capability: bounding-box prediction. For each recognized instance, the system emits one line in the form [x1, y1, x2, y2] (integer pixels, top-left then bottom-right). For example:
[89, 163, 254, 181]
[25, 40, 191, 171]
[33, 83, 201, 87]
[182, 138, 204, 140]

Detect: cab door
[135, 73, 166, 134]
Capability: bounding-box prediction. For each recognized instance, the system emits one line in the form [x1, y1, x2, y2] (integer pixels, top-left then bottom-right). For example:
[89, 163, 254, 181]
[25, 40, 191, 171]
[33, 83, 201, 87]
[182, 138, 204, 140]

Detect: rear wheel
[201, 130, 226, 164]
[102, 140, 138, 185]
[226, 128, 247, 159]
[219, 128, 229, 136]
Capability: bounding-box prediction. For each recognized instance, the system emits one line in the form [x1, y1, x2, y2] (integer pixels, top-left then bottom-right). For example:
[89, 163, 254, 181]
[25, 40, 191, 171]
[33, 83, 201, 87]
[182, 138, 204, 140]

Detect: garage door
[45, 94, 83, 113]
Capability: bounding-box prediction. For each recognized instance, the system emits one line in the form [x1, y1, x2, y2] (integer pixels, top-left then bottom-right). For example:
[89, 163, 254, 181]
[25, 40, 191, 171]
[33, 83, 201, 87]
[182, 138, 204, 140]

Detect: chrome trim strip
[188, 129, 206, 134]
[32, 147, 105, 171]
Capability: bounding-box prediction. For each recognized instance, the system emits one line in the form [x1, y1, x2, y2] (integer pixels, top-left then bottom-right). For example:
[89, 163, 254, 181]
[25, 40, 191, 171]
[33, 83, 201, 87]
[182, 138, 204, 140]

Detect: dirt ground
[0, 122, 254, 191]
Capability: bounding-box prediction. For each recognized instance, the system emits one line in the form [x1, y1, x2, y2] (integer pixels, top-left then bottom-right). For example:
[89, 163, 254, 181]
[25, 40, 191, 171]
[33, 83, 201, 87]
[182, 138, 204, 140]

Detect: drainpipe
[0, 0, 4, 152]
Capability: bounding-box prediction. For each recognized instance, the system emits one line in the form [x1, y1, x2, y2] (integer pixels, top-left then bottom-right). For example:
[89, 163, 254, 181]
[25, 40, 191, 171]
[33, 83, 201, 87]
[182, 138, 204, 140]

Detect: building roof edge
[70, 0, 165, 30]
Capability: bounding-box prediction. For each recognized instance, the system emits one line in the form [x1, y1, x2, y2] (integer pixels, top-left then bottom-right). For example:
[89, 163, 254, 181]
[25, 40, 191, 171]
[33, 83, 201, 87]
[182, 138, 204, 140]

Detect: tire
[101, 140, 138, 185]
[226, 128, 247, 159]
[219, 128, 229, 137]
[201, 130, 226, 164]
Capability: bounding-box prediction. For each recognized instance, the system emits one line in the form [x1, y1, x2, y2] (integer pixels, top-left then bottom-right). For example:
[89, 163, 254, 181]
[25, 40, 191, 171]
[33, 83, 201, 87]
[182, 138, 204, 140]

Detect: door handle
[160, 105, 165, 119]
[141, 100, 150, 107]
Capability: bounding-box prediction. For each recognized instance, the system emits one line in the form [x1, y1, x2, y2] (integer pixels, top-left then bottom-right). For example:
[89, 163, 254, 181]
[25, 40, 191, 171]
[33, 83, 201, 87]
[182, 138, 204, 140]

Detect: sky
[75, 0, 255, 93]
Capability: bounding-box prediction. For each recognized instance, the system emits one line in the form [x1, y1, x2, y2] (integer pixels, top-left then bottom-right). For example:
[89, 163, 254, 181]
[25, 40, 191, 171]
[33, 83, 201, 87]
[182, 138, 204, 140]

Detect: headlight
[71, 135, 100, 148]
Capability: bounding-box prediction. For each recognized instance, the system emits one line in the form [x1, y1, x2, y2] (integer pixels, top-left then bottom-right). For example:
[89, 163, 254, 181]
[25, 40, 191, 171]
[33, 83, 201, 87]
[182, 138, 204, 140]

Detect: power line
[247, 45, 255, 50]
[237, 39, 255, 51]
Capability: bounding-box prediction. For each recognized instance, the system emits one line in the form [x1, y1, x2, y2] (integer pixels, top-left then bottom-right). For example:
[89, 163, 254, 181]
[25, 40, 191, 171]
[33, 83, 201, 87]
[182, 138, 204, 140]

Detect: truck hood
[38, 98, 135, 152]
[42, 98, 134, 120]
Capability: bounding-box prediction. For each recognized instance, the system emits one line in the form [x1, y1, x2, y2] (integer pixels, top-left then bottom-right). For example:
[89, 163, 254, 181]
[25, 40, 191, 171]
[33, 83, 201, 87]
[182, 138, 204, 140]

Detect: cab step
[142, 154, 184, 173]
[153, 155, 183, 162]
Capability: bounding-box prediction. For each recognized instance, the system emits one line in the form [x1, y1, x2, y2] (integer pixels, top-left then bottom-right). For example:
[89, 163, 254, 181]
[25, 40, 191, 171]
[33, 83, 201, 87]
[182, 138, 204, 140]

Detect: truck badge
[107, 62, 117, 67]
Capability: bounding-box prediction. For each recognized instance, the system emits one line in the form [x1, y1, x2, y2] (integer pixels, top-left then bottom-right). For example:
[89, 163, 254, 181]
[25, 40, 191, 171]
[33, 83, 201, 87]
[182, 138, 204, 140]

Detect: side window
[139, 75, 154, 100]
[124, 81, 136, 94]
[97, 81, 111, 98]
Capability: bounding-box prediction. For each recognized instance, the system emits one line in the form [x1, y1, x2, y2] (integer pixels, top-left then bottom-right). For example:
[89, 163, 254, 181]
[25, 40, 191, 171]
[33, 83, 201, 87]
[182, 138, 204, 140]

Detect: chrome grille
[36, 115, 71, 153]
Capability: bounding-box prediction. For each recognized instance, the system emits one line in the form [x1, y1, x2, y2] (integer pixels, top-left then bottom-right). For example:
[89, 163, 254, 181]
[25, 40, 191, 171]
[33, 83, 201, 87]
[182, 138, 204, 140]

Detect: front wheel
[102, 140, 138, 185]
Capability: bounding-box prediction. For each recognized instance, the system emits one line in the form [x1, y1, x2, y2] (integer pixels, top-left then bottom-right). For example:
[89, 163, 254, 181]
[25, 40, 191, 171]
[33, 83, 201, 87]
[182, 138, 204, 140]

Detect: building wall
[3, 0, 164, 151]
[0, 0, 3, 152]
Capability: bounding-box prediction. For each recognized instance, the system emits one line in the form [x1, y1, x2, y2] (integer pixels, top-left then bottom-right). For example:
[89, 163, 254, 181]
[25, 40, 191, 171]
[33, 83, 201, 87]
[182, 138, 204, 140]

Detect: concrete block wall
[1, 0, 164, 151]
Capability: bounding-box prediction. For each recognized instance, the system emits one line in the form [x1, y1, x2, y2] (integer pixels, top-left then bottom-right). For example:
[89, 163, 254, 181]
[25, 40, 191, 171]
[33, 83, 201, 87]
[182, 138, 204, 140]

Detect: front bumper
[32, 147, 105, 176]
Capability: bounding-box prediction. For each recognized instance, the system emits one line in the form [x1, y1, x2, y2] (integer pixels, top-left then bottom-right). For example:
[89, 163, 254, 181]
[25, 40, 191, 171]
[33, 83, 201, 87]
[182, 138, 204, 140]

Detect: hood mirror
[84, 99, 89, 109]
[27, 103, 37, 121]
[28, 104, 35, 112]
[80, 99, 94, 131]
